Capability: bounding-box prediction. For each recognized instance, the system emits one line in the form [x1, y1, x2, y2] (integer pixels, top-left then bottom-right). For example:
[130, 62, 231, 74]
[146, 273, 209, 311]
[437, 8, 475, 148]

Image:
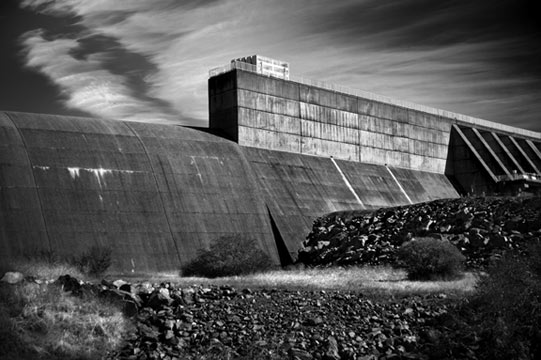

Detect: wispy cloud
[18, 0, 541, 131]
[21, 29, 180, 123]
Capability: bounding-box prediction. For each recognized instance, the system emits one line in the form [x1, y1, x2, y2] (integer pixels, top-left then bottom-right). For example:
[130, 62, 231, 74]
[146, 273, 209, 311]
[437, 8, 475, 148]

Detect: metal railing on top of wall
[209, 61, 541, 140]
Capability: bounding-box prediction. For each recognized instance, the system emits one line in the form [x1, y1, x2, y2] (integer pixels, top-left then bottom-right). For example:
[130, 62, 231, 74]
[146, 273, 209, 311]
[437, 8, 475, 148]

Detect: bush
[396, 237, 465, 280]
[71, 245, 112, 277]
[181, 235, 273, 278]
[468, 243, 541, 359]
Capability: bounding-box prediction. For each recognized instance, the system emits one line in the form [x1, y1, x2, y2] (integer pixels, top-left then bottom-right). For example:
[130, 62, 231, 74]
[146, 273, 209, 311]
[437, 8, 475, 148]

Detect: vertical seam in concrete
[5, 112, 52, 253]
[298, 83, 303, 155]
[123, 122, 183, 267]
[385, 166, 413, 204]
[330, 157, 364, 208]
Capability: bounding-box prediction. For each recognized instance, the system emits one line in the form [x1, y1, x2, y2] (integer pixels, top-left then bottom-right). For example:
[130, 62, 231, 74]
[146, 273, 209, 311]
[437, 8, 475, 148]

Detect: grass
[0, 260, 133, 360]
[3, 258, 87, 281]
[116, 266, 479, 298]
[0, 281, 133, 360]
[0, 260, 478, 359]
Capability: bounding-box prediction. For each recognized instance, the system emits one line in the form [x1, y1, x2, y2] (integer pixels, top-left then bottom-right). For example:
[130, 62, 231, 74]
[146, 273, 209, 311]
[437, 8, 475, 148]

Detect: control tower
[232, 55, 289, 80]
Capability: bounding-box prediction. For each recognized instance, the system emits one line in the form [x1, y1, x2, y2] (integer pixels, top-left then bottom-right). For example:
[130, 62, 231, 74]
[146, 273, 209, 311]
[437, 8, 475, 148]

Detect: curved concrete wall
[0, 112, 278, 272]
[0, 111, 459, 271]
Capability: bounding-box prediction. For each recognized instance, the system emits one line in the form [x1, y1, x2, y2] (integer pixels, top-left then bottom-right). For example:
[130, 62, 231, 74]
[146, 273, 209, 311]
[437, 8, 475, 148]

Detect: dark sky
[1, 0, 540, 130]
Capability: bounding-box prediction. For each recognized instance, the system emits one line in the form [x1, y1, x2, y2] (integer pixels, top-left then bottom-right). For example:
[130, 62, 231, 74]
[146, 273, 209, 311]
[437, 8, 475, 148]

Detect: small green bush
[181, 235, 273, 278]
[396, 237, 465, 280]
[71, 245, 112, 277]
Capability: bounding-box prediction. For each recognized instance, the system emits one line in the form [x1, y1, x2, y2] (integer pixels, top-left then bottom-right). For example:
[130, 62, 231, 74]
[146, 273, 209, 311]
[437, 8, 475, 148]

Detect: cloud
[21, 29, 180, 123]
[18, 0, 541, 131]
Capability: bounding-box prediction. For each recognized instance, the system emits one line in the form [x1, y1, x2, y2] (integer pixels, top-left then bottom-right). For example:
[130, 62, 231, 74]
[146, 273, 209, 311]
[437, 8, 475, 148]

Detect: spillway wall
[0, 111, 459, 271]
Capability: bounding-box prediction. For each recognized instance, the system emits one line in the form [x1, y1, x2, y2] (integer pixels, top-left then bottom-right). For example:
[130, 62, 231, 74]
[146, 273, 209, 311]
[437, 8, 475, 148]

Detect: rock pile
[299, 196, 541, 268]
[99, 281, 451, 360]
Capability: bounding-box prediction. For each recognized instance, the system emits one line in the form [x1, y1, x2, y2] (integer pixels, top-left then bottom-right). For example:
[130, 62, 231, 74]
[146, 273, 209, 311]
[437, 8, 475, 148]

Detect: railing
[209, 61, 541, 140]
[496, 173, 541, 182]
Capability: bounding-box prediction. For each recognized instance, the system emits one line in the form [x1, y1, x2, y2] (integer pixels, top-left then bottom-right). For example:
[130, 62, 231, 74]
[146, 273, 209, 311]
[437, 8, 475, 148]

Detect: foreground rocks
[99, 281, 454, 359]
[299, 196, 541, 268]
[4, 274, 457, 359]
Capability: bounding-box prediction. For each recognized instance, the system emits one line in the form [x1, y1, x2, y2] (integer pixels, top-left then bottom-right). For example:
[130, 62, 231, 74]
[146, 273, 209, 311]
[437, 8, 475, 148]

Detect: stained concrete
[0, 111, 461, 271]
[209, 69, 541, 194]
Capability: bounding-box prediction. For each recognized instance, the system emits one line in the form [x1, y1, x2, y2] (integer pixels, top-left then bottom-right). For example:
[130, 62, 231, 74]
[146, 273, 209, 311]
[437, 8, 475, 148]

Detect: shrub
[181, 234, 273, 278]
[396, 237, 465, 280]
[468, 243, 541, 359]
[71, 245, 112, 277]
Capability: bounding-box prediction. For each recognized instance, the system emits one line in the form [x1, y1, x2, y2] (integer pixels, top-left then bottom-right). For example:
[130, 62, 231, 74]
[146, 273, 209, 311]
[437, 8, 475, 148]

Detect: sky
[1, 0, 540, 131]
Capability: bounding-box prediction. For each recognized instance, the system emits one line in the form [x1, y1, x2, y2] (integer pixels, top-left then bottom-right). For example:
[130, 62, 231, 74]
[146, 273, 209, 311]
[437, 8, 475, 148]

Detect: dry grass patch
[119, 266, 479, 297]
[5, 258, 87, 281]
[0, 282, 133, 359]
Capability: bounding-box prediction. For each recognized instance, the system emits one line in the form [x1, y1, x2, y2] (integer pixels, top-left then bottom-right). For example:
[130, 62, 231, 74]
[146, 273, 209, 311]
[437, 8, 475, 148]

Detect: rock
[304, 316, 324, 326]
[289, 347, 314, 360]
[100, 288, 141, 316]
[112, 279, 128, 288]
[56, 274, 82, 294]
[0, 271, 24, 284]
[324, 336, 341, 360]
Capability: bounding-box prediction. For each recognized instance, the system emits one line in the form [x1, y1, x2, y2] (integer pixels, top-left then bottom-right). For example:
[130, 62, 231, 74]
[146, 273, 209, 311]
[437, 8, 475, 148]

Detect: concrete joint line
[385, 166, 413, 204]
[330, 157, 364, 208]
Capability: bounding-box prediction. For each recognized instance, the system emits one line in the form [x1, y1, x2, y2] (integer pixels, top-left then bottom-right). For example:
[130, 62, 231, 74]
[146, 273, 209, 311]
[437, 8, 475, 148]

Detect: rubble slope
[299, 196, 541, 268]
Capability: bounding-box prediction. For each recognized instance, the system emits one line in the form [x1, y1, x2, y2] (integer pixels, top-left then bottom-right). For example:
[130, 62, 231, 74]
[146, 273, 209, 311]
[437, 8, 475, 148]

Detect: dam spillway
[1, 56, 541, 272]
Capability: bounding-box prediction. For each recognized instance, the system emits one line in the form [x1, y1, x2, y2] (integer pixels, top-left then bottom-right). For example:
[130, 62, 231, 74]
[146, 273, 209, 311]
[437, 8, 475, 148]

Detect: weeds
[70, 245, 112, 278]
[0, 281, 132, 359]
[468, 243, 541, 359]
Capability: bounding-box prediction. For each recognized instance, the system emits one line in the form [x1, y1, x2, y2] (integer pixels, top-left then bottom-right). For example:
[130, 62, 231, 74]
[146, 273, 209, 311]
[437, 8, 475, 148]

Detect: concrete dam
[2, 56, 541, 273]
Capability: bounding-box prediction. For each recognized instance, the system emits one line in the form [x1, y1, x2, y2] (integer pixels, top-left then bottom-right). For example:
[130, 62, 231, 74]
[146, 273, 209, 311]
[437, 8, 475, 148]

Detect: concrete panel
[238, 108, 300, 135]
[0, 111, 282, 272]
[128, 122, 280, 268]
[336, 93, 359, 113]
[238, 89, 300, 117]
[410, 154, 446, 173]
[301, 137, 358, 161]
[390, 167, 459, 203]
[0, 113, 50, 265]
[299, 85, 338, 108]
[336, 160, 409, 208]
[208, 69, 237, 97]
[239, 126, 301, 153]
[237, 70, 300, 101]
[300, 103, 359, 128]
[243, 147, 361, 260]
[319, 123, 358, 144]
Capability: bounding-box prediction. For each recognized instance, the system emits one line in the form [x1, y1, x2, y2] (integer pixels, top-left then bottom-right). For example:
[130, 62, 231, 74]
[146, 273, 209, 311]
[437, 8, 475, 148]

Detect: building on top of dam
[1, 55, 541, 273]
[209, 55, 541, 196]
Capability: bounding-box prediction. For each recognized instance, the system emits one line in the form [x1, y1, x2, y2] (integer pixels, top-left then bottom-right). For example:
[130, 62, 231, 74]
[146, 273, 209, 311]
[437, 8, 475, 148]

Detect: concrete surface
[0, 111, 461, 271]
